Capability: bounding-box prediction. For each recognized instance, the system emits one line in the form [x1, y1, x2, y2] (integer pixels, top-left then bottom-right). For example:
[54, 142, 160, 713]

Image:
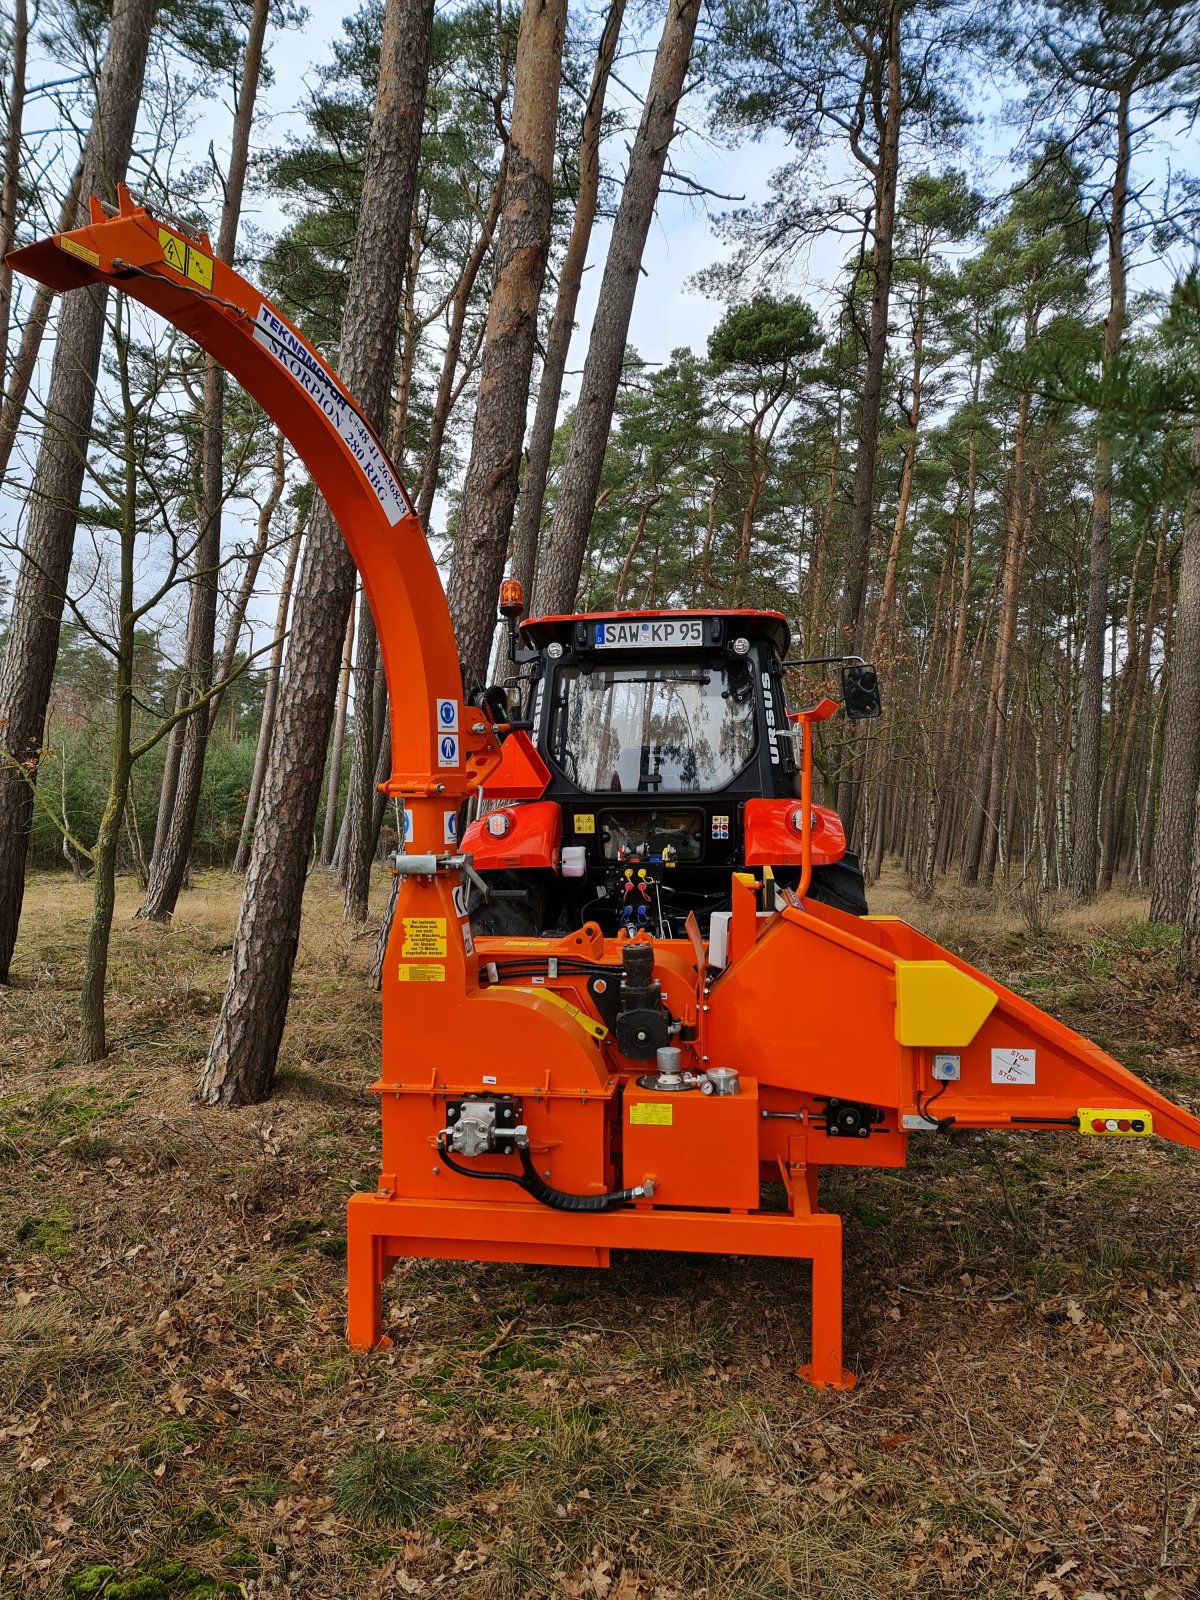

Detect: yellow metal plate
[402, 916, 446, 958]
[894, 960, 996, 1047]
[629, 1103, 672, 1126]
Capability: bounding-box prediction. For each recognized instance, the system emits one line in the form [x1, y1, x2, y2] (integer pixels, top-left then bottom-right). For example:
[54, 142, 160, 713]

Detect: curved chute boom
[7, 184, 500, 852]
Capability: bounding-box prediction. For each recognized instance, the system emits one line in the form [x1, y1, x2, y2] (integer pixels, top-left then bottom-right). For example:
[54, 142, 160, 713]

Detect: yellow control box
[1078, 1108, 1153, 1136]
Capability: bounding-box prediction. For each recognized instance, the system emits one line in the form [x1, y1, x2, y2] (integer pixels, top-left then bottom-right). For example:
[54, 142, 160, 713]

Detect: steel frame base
[346, 1190, 857, 1389]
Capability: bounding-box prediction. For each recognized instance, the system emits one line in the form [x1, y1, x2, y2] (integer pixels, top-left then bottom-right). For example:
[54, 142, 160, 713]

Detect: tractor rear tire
[468, 871, 546, 939]
[806, 852, 868, 916]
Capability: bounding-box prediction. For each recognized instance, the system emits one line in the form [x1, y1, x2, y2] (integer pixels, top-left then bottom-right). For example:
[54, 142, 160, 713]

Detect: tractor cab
[461, 591, 881, 939]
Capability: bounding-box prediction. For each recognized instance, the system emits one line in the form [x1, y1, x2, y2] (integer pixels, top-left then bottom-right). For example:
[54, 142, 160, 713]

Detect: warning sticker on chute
[402, 917, 446, 958]
[157, 227, 212, 289]
[57, 236, 99, 267]
[991, 1048, 1036, 1085]
[396, 963, 445, 983]
[251, 303, 412, 526]
[438, 734, 459, 768]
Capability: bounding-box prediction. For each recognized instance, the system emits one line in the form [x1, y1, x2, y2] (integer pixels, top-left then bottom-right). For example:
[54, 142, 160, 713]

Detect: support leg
[346, 1194, 388, 1349]
[797, 1219, 856, 1390]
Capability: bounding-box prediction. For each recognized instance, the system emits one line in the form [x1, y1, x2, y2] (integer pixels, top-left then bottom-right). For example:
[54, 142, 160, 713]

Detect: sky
[2, 1, 1197, 663]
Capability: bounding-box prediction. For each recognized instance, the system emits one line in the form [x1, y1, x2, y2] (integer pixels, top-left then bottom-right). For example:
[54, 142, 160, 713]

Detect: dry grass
[1, 865, 1198, 1599]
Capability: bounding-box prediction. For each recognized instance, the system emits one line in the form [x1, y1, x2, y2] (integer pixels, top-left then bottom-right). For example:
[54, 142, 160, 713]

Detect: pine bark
[233, 503, 307, 875]
[0, 0, 157, 984]
[1150, 418, 1200, 921]
[445, 0, 569, 686]
[509, 0, 626, 600]
[533, 0, 701, 618]
[1071, 84, 1129, 900]
[0, 0, 29, 398]
[138, 0, 269, 921]
[198, 0, 433, 1106]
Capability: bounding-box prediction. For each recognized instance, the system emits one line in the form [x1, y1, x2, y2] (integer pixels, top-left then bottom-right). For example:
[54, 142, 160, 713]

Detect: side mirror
[841, 662, 882, 721]
[472, 683, 510, 723]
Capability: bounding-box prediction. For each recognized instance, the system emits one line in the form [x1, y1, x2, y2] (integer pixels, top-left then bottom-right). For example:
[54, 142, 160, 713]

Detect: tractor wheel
[468, 871, 546, 939]
[805, 851, 868, 916]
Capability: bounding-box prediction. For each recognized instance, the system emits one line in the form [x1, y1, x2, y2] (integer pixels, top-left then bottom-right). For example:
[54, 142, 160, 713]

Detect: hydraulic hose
[435, 1134, 650, 1212]
[515, 1144, 647, 1211]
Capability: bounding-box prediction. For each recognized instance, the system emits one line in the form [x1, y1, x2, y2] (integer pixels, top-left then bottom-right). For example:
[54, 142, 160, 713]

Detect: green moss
[65, 1569, 117, 1600]
[101, 1580, 168, 1600]
[14, 1206, 73, 1258]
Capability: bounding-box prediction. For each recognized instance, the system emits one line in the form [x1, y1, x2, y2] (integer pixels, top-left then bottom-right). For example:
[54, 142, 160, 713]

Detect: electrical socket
[932, 1053, 961, 1082]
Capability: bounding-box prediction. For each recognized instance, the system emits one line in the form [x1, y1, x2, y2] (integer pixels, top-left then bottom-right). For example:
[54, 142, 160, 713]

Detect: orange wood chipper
[12, 188, 1200, 1389]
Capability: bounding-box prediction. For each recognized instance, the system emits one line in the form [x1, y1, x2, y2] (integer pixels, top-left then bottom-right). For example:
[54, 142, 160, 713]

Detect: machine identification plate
[629, 1103, 673, 1126]
[593, 619, 704, 649]
[396, 963, 445, 982]
[402, 918, 446, 958]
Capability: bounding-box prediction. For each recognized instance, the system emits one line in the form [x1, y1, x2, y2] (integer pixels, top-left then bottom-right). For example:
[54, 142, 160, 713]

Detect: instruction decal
[629, 1103, 673, 1127]
[157, 226, 212, 290]
[991, 1047, 1036, 1085]
[251, 304, 412, 526]
[402, 917, 446, 958]
[396, 964, 445, 983]
[574, 814, 595, 834]
[436, 698, 459, 733]
[451, 885, 469, 919]
[57, 236, 99, 267]
[444, 809, 458, 846]
[438, 733, 459, 768]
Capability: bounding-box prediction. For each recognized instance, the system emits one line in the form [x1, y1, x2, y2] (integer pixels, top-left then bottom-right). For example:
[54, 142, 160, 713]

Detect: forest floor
[1, 868, 1198, 1600]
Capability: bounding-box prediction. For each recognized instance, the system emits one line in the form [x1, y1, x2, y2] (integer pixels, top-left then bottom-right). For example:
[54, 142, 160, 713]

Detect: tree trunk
[80, 370, 139, 1064]
[138, 0, 269, 921]
[341, 604, 379, 920]
[209, 428, 286, 729]
[839, 2, 901, 649]
[0, 0, 29, 396]
[533, 0, 702, 618]
[833, 4, 902, 848]
[1180, 770, 1200, 987]
[445, 0, 569, 686]
[1071, 82, 1129, 901]
[233, 503, 307, 875]
[962, 388, 1029, 886]
[0, 162, 85, 490]
[509, 0, 626, 600]
[1100, 518, 1163, 892]
[320, 603, 356, 866]
[198, 0, 434, 1106]
[1150, 418, 1200, 922]
[0, 0, 157, 984]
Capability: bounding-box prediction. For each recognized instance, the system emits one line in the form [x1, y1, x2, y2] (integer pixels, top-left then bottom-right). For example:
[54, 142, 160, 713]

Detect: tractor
[462, 591, 880, 941]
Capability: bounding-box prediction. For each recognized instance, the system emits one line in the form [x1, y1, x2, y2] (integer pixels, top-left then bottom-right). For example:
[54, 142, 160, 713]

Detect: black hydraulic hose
[515, 1143, 643, 1212]
[434, 1134, 644, 1212]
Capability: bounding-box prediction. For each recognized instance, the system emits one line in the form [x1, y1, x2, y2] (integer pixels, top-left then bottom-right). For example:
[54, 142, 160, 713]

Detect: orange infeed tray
[624, 1078, 760, 1211]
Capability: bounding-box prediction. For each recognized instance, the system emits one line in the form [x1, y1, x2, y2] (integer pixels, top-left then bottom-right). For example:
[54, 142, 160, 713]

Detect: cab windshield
[549, 660, 758, 793]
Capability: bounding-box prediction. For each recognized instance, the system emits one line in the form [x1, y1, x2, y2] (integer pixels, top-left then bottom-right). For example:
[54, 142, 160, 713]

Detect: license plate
[593, 619, 704, 649]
